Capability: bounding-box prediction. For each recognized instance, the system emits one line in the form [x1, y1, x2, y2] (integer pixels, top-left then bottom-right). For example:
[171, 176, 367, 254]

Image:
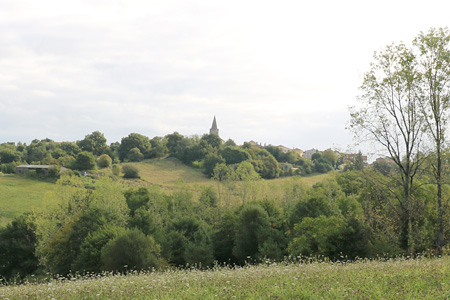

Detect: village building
[276, 145, 291, 153]
[303, 148, 320, 159]
[292, 148, 304, 157]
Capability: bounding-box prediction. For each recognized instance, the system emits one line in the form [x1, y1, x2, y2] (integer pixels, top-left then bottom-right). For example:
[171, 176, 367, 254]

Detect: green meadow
[0, 175, 57, 227]
[1, 256, 449, 299]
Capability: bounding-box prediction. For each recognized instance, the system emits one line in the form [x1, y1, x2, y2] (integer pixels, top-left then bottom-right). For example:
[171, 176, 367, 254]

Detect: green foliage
[73, 225, 125, 274]
[203, 152, 225, 177]
[97, 154, 112, 168]
[74, 151, 96, 171]
[124, 187, 151, 216]
[78, 131, 107, 156]
[122, 164, 140, 179]
[233, 204, 272, 263]
[288, 216, 370, 259]
[118, 133, 152, 161]
[111, 164, 120, 176]
[0, 214, 39, 281]
[149, 136, 168, 158]
[201, 133, 222, 149]
[34, 176, 129, 275]
[101, 228, 165, 272]
[165, 217, 214, 267]
[220, 147, 250, 165]
[321, 149, 338, 167]
[344, 152, 365, 171]
[213, 211, 238, 263]
[199, 186, 218, 207]
[127, 147, 144, 162]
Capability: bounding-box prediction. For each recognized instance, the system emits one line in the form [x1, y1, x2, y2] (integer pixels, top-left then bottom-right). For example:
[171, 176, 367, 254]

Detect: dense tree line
[0, 130, 338, 179]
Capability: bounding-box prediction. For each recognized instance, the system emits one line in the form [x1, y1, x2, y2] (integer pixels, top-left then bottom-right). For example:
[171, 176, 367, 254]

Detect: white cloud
[0, 0, 449, 152]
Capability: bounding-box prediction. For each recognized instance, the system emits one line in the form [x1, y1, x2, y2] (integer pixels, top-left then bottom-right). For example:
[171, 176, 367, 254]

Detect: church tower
[210, 116, 219, 135]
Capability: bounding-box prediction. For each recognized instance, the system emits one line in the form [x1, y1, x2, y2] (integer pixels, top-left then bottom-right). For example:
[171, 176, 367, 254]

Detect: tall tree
[350, 42, 424, 253]
[414, 27, 450, 255]
[78, 131, 107, 156]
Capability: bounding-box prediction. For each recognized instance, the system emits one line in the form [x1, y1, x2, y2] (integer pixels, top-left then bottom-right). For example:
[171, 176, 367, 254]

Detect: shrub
[122, 164, 140, 179]
[97, 154, 112, 168]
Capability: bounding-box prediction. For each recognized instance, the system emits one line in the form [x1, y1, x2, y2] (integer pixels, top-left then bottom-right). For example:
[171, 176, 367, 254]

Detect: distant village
[209, 116, 393, 169]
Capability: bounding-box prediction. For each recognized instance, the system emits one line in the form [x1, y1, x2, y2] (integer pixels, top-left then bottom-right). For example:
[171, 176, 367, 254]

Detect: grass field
[0, 159, 332, 227]
[0, 175, 57, 227]
[1, 256, 449, 299]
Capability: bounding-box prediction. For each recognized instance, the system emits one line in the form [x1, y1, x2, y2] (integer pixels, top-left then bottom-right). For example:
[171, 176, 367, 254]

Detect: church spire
[210, 116, 219, 135]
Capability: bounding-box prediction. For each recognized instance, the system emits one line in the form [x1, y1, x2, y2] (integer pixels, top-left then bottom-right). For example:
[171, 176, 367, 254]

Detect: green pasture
[0, 175, 57, 227]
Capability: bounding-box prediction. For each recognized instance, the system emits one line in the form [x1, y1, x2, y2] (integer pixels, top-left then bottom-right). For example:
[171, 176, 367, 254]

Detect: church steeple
[210, 116, 219, 135]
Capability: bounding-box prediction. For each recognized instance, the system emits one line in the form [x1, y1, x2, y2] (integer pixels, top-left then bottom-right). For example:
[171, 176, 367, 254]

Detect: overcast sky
[1, 0, 450, 157]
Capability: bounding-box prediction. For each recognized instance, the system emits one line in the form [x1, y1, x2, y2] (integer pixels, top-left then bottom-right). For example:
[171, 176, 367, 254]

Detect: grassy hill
[0, 158, 333, 227]
[1, 256, 449, 299]
[0, 175, 57, 227]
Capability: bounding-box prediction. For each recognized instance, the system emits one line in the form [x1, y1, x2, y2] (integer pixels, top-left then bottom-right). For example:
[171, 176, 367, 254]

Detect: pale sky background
[1, 0, 449, 157]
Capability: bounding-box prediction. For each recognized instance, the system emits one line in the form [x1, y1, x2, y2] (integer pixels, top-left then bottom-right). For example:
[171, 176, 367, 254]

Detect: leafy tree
[224, 138, 236, 146]
[220, 147, 251, 165]
[233, 204, 271, 263]
[203, 152, 225, 177]
[149, 136, 168, 158]
[350, 41, 424, 253]
[321, 149, 338, 168]
[414, 28, 450, 255]
[201, 133, 222, 149]
[259, 155, 280, 179]
[124, 187, 151, 216]
[371, 160, 395, 176]
[118, 133, 152, 161]
[127, 147, 144, 162]
[58, 142, 81, 157]
[165, 132, 185, 156]
[0, 148, 22, 163]
[199, 186, 219, 208]
[101, 228, 165, 272]
[122, 164, 140, 179]
[0, 214, 39, 281]
[165, 217, 214, 267]
[78, 131, 107, 156]
[213, 211, 238, 263]
[311, 152, 321, 161]
[73, 225, 125, 273]
[97, 154, 112, 168]
[343, 152, 365, 171]
[74, 151, 96, 170]
[314, 158, 333, 173]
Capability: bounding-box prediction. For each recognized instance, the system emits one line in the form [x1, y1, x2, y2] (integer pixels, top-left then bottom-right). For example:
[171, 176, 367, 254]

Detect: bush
[101, 229, 165, 272]
[97, 154, 112, 168]
[112, 164, 121, 176]
[122, 164, 140, 179]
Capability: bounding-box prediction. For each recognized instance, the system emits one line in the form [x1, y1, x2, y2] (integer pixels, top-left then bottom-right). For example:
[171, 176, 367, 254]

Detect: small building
[303, 148, 320, 159]
[276, 145, 291, 153]
[292, 148, 304, 157]
[16, 165, 55, 175]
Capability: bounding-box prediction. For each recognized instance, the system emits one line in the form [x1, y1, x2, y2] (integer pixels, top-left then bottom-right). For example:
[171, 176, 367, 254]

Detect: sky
[1, 0, 450, 158]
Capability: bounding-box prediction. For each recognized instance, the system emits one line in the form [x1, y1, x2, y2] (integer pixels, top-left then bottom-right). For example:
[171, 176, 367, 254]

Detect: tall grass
[2, 256, 450, 299]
